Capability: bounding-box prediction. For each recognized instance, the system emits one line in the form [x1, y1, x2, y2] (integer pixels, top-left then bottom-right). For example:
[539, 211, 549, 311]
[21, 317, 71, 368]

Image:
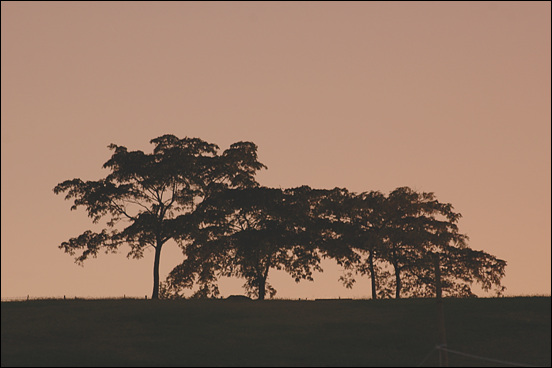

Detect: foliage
[53, 134, 266, 299]
[54, 134, 505, 301]
[164, 186, 322, 300]
[319, 187, 507, 299]
[315, 188, 387, 298]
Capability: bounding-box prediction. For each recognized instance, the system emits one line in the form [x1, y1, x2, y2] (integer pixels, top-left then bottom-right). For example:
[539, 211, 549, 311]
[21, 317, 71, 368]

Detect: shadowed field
[1, 296, 550, 367]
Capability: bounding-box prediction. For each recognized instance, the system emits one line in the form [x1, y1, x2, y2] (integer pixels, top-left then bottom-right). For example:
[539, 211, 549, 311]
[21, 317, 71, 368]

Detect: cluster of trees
[54, 135, 506, 300]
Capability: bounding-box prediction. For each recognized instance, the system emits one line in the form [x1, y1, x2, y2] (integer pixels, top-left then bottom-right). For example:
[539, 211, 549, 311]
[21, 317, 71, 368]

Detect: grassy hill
[1, 296, 550, 367]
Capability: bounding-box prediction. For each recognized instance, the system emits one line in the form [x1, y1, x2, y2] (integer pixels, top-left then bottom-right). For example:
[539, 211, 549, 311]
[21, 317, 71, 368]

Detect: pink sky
[2, 2, 550, 299]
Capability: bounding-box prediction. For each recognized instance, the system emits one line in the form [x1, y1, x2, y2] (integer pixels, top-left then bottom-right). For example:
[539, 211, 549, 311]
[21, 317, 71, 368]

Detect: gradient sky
[2, 1, 550, 299]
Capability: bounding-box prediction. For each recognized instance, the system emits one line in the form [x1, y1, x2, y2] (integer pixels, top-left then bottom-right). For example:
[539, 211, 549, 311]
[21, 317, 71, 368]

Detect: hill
[1, 296, 550, 366]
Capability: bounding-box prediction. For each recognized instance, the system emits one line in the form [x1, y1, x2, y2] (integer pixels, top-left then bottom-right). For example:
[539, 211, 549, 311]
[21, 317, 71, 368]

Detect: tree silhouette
[316, 189, 388, 299]
[380, 187, 446, 298]
[53, 134, 266, 299]
[165, 186, 321, 300]
[331, 187, 507, 298]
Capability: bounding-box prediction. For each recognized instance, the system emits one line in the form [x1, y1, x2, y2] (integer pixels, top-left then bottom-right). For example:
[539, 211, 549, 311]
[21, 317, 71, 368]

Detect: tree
[53, 134, 266, 299]
[316, 188, 405, 300]
[321, 186, 507, 299]
[165, 186, 322, 300]
[379, 187, 440, 298]
[324, 190, 387, 299]
[390, 240, 507, 298]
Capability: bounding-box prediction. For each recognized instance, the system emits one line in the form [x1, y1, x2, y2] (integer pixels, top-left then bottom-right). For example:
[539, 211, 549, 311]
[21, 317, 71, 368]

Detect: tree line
[54, 134, 506, 300]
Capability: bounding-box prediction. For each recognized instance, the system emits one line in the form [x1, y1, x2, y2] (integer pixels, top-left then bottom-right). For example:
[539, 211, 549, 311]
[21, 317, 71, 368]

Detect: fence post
[435, 253, 448, 367]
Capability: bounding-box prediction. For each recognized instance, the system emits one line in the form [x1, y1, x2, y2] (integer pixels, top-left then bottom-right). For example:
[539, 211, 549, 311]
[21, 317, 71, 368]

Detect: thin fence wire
[1, 295, 148, 302]
[416, 346, 438, 367]
[430, 345, 545, 367]
[2, 296, 322, 302]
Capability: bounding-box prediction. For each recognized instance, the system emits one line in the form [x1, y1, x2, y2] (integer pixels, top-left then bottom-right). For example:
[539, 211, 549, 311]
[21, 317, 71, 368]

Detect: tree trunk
[257, 263, 271, 301]
[394, 264, 401, 299]
[368, 250, 377, 300]
[151, 243, 163, 300]
[258, 275, 266, 301]
[390, 246, 401, 299]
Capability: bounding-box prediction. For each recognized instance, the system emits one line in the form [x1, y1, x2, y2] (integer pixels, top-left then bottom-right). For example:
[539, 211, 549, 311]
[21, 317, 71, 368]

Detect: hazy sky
[2, 2, 550, 299]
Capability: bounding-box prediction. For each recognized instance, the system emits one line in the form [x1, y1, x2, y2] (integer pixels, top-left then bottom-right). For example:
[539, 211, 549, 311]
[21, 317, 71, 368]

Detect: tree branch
[109, 198, 137, 221]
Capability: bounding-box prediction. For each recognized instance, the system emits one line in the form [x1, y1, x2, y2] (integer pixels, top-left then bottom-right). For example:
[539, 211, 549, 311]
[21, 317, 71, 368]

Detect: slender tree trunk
[394, 263, 401, 299]
[257, 263, 271, 301]
[258, 275, 266, 301]
[390, 246, 401, 299]
[152, 242, 163, 300]
[368, 250, 377, 300]
[434, 254, 449, 367]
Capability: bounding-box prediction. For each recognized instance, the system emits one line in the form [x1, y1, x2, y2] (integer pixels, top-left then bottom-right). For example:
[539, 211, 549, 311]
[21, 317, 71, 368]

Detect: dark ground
[1, 296, 550, 367]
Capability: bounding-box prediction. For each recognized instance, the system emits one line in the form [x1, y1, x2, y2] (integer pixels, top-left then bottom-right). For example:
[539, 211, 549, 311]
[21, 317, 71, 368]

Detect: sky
[1, 1, 550, 300]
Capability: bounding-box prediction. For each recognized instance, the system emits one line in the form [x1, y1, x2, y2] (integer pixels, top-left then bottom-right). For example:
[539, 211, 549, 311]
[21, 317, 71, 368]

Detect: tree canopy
[164, 186, 322, 300]
[321, 187, 506, 298]
[55, 134, 506, 300]
[53, 134, 266, 299]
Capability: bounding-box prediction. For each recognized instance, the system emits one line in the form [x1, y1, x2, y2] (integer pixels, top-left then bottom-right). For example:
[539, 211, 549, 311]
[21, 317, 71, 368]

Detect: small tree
[53, 134, 266, 299]
[165, 186, 322, 300]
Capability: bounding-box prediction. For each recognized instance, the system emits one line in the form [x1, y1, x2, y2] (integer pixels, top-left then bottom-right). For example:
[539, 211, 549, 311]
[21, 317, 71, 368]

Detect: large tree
[164, 186, 322, 300]
[53, 134, 266, 299]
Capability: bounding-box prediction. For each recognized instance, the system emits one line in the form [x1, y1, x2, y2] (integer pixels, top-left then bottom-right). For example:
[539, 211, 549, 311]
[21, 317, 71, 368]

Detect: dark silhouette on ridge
[53, 134, 266, 300]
